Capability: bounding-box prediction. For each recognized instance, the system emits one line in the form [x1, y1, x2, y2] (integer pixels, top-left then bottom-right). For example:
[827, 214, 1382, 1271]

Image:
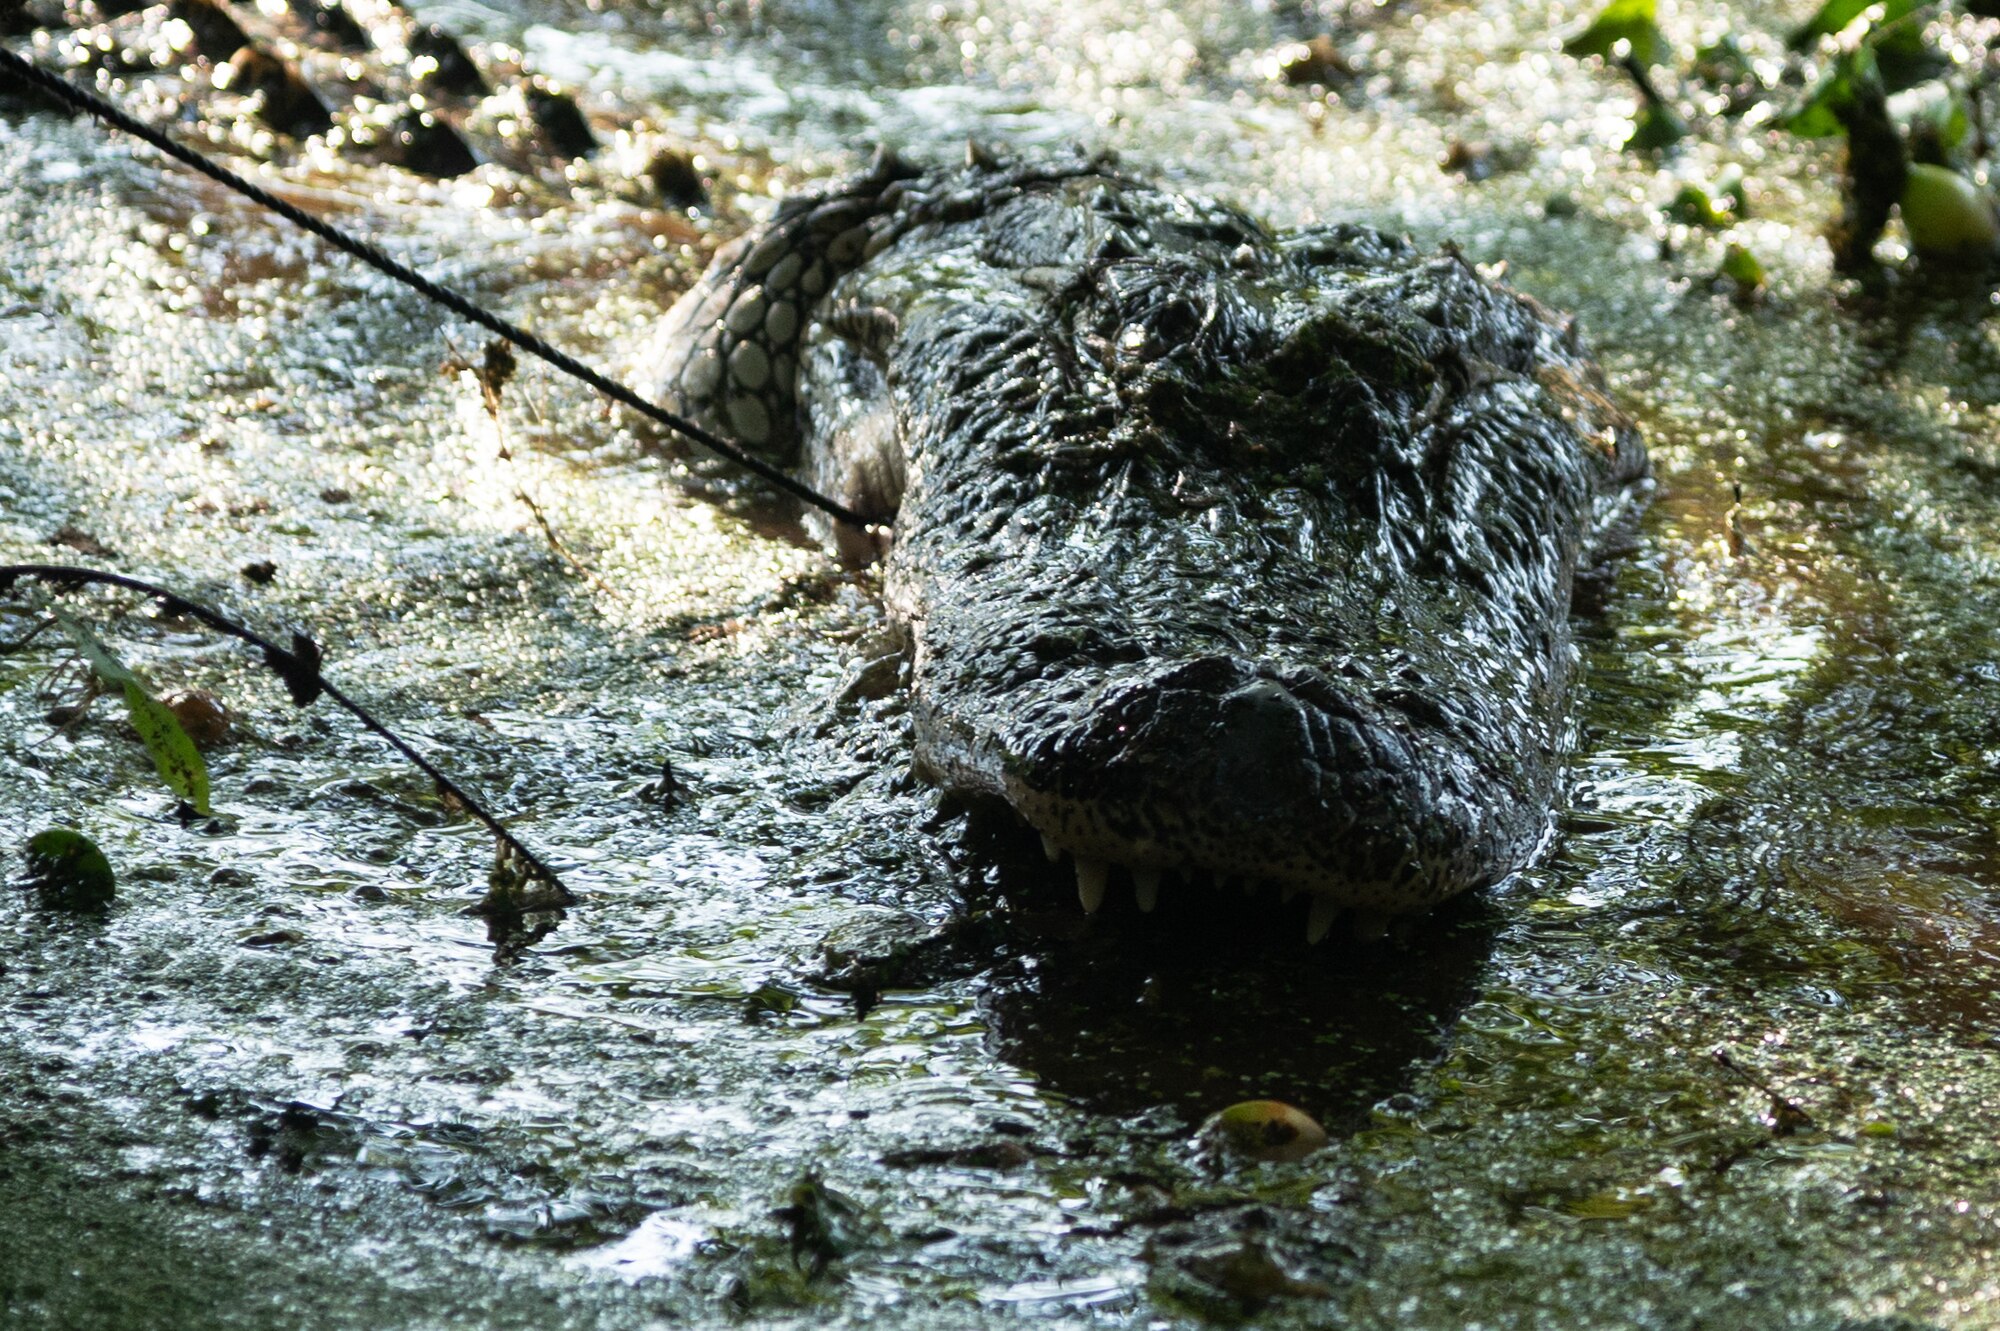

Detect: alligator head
[640, 153, 1647, 940]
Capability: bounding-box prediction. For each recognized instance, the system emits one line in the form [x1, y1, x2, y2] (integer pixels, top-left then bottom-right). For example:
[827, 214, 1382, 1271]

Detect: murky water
[6, 1, 2000, 1326]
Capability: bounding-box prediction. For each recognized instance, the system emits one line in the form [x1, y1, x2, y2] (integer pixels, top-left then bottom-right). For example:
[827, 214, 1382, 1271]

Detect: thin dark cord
[0, 46, 870, 529]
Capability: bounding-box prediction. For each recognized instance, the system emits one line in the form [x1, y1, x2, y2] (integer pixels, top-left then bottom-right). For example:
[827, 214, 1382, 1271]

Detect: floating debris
[19, 828, 115, 911]
[1200, 1100, 1329, 1163]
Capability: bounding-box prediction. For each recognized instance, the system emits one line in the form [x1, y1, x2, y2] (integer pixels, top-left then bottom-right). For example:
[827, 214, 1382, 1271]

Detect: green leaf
[1563, 0, 1672, 67]
[1870, 15, 1948, 93]
[1904, 89, 1972, 163]
[1667, 183, 1730, 227]
[52, 610, 212, 814]
[1935, 99, 1970, 153]
[1901, 163, 2000, 259]
[1719, 242, 1768, 294]
[1692, 34, 1752, 87]
[1784, 99, 1844, 138]
[23, 828, 116, 910]
[1788, 0, 1923, 50]
[1718, 166, 1751, 216]
[1790, 0, 1878, 46]
[1792, 98, 1848, 136]
[1784, 44, 1879, 138]
[121, 681, 212, 814]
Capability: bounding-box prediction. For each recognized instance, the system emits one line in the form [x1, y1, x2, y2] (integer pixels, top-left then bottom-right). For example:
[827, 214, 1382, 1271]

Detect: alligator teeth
[1076, 858, 1109, 915]
[1306, 896, 1339, 946]
[1133, 868, 1161, 914]
[1040, 833, 1062, 864]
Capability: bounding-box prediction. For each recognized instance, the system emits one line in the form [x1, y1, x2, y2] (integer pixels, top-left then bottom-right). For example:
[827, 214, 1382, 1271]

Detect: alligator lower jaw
[906, 654, 1516, 944]
[1001, 783, 1425, 945]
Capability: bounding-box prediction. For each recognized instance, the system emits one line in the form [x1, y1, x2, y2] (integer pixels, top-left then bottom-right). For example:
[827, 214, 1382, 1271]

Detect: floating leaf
[746, 982, 801, 1016]
[1719, 242, 1768, 298]
[1900, 163, 2000, 259]
[53, 610, 211, 814]
[1181, 1238, 1334, 1302]
[22, 827, 115, 910]
[1563, 0, 1672, 68]
[161, 687, 230, 747]
[1567, 1190, 1652, 1220]
[1276, 34, 1350, 88]
[1202, 1099, 1329, 1163]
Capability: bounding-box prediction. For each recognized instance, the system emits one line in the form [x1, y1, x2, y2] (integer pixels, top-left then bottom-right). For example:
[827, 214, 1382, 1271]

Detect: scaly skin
[5, 0, 610, 182]
[646, 154, 1651, 939]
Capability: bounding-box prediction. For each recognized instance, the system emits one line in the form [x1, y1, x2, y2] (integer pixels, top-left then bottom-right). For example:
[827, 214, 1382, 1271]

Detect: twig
[1713, 1049, 1813, 1134]
[444, 336, 616, 597]
[514, 488, 617, 598]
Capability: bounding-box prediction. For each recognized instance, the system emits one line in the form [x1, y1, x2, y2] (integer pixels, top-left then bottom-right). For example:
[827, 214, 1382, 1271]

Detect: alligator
[640, 152, 1649, 941]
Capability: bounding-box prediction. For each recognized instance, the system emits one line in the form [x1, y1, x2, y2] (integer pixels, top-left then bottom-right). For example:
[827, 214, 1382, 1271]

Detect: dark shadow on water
[962, 813, 1501, 1130]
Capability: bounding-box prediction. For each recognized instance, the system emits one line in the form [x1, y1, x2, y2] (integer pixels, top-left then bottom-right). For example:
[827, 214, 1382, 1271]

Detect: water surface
[5, 1, 2000, 1326]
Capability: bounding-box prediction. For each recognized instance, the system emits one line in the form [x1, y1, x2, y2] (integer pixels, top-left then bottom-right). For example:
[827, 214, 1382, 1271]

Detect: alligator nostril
[1211, 679, 1319, 810]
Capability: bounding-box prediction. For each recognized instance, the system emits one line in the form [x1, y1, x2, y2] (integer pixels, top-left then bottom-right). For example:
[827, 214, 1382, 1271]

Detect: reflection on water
[971, 816, 1502, 1127]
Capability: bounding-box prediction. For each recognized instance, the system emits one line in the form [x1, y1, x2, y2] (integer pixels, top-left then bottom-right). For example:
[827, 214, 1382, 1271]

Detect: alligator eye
[1116, 300, 1203, 364]
[1150, 299, 1202, 347]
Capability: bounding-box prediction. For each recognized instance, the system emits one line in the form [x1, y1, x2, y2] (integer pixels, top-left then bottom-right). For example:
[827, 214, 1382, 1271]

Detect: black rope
[0, 46, 870, 529]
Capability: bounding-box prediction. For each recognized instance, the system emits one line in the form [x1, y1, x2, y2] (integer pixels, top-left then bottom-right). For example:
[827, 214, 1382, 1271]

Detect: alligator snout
[959, 654, 1495, 942]
[1008, 661, 1338, 855]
